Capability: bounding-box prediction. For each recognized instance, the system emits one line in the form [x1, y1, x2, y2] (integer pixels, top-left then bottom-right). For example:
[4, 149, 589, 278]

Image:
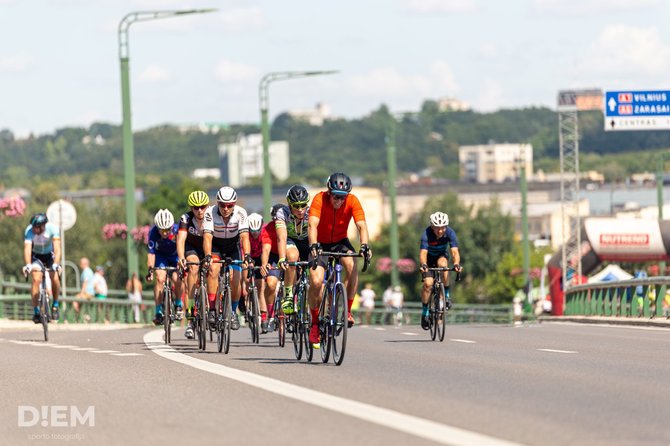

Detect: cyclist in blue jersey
[419, 212, 462, 330]
[146, 209, 185, 326]
[23, 212, 62, 323]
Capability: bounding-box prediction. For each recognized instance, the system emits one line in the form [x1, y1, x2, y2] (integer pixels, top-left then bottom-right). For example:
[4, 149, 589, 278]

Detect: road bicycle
[315, 251, 369, 366]
[152, 266, 180, 344]
[212, 258, 244, 353]
[184, 259, 209, 350]
[243, 265, 263, 344]
[269, 270, 286, 348]
[286, 261, 311, 361]
[24, 259, 55, 342]
[425, 266, 461, 342]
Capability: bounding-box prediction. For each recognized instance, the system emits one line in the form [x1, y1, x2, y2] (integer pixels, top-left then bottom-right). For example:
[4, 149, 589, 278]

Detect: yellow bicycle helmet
[187, 190, 209, 207]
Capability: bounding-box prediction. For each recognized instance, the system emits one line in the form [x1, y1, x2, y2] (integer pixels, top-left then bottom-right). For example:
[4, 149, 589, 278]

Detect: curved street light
[118, 9, 216, 278]
[259, 70, 338, 220]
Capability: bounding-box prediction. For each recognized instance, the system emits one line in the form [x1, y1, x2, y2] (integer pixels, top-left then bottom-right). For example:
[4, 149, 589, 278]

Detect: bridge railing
[564, 277, 670, 318]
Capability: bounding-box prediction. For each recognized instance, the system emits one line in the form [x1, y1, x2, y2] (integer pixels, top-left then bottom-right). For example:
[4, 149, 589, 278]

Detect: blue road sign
[604, 90, 670, 131]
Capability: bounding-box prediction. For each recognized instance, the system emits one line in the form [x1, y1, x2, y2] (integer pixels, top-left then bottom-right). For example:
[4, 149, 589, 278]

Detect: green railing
[1, 278, 514, 325]
[564, 277, 670, 318]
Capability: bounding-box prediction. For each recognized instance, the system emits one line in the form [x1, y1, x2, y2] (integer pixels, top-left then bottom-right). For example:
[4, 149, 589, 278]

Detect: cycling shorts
[287, 237, 310, 261]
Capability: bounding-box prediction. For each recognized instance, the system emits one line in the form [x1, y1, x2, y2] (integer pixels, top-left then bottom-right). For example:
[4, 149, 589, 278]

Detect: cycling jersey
[24, 223, 60, 255]
[250, 233, 263, 259]
[148, 224, 178, 256]
[274, 204, 309, 241]
[260, 221, 279, 255]
[309, 191, 365, 244]
[420, 226, 459, 257]
[202, 204, 249, 252]
[178, 211, 206, 248]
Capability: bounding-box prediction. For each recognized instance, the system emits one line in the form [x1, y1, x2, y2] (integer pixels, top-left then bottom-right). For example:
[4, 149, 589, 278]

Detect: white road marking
[111, 353, 143, 357]
[89, 350, 121, 354]
[401, 332, 418, 336]
[537, 349, 578, 354]
[373, 327, 385, 331]
[48, 344, 79, 349]
[70, 347, 99, 351]
[451, 339, 477, 344]
[144, 330, 523, 446]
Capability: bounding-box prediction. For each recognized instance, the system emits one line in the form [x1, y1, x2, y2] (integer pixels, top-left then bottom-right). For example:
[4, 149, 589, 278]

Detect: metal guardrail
[564, 277, 670, 318]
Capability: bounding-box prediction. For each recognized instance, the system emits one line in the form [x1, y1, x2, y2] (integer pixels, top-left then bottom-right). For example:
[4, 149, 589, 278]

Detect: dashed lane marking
[451, 339, 477, 344]
[111, 353, 144, 357]
[537, 348, 578, 354]
[401, 332, 418, 336]
[89, 350, 121, 354]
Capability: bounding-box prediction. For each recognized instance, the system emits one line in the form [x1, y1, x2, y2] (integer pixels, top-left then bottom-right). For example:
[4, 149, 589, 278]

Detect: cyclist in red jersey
[260, 205, 284, 332]
[307, 172, 372, 346]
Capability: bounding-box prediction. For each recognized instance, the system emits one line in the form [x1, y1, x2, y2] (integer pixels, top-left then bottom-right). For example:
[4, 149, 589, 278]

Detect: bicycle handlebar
[319, 251, 369, 273]
[426, 266, 462, 282]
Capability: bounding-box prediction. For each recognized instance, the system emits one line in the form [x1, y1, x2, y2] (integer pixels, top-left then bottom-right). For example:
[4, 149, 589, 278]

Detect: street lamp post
[259, 70, 338, 220]
[118, 9, 215, 279]
[385, 115, 400, 288]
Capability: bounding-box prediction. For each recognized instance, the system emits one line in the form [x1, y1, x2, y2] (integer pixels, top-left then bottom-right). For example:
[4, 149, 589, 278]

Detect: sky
[1, 0, 670, 137]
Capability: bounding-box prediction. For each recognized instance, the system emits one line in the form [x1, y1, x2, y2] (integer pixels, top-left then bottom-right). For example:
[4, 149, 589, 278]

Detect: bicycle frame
[426, 266, 461, 342]
[184, 259, 209, 350]
[213, 257, 244, 354]
[28, 259, 52, 342]
[287, 261, 311, 361]
[154, 266, 178, 344]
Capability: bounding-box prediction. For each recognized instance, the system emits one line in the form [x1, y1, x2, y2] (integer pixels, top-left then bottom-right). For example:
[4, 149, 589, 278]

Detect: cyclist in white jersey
[202, 186, 252, 330]
[23, 212, 62, 323]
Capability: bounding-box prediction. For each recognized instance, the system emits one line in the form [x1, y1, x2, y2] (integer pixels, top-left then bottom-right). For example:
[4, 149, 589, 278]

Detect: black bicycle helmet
[270, 203, 284, 220]
[326, 172, 352, 195]
[30, 212, 48, 226]
[286, 185, 309, 205]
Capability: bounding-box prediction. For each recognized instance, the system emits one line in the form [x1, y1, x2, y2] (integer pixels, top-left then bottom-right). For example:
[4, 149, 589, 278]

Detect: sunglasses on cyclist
[331, 194, 347, 202]
[191, 205, 207, 210]
[291, 203, 308, 210]
[159, 228, 171, 235]
[218, 203, 235, 209]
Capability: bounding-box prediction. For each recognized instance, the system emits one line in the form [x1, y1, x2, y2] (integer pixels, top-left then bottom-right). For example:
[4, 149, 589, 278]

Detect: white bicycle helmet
[429, 212, 449, 227]
[248, 213, 263, 231]
[216, 186, 237, 203]
[154, 208, 175, 230]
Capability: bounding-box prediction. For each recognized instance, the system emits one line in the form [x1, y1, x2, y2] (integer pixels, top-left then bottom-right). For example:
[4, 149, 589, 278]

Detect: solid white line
[451, 339, 477, 344]
[111, 353, 143, 357]
[48, 344, 79, 349]
[144, 330, 523, 446]
[70, 347, 98, 351]
[537, 349, 578, 354]
[401, 332, 418, 336]
[89, 350, 120, 354]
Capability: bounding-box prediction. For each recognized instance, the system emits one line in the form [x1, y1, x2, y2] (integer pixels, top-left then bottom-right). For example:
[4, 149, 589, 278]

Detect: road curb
[538, 315, 670, 328]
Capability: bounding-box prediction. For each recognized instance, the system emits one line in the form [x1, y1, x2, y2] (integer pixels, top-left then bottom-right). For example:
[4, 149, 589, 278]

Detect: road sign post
[47, 200, 77, 299]
[604, 90, 670, 131]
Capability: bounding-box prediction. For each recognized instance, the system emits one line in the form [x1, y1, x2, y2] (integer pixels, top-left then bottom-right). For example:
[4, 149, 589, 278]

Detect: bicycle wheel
[198, 285, 208, 350]
[429, 287, 438, 341]
[215, 285, 224, 352]
[293, 283, 305, 360]
[164, 286, 172, 344]
[436, 284, 447, 342]
[304, 310, 314, 362]
[319, 286, 332, 363]
[250, 287, 260, 344]
[40, 289, 49, 342]
[332, 283, 348, 365]
[277, 301, 286, 348]
[222, 287, 232, 354]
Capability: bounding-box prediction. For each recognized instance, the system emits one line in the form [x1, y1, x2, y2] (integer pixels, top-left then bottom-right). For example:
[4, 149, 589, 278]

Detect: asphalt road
[1, 321, 668, 446]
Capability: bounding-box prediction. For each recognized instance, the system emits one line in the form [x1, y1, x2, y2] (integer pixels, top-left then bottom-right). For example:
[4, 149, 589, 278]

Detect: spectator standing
[93, 266, 108, 322]
[126, 272, 143, 323]
[359, 283, 376, 325]
[74, 257, 94, 320]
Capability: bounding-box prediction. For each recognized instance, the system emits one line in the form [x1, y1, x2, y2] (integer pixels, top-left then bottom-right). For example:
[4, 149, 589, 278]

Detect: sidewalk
[538, 315, 670, 328]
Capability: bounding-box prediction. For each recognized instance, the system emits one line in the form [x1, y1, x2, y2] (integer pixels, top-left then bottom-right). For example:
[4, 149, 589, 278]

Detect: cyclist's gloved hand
[203, 254, 212, 270]
[278, 258, 288, 270]
[453, 263, 462, 272]
[244, 254, 253, 267]
[145, 267, 154, 282]
[420, 263, 428, 273]
[359, 243, 371, 260]
[309, 243, 321, 259]
[52, 263, 62, 273]
[22, 264, 32, 276]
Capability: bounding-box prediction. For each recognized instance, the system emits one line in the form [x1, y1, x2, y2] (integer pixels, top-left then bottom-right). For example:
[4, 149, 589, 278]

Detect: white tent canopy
[587, 264, 633, 283]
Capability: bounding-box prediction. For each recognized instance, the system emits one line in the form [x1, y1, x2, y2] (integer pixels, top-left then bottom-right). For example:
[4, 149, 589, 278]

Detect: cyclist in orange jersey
[307, 172, 372, 346]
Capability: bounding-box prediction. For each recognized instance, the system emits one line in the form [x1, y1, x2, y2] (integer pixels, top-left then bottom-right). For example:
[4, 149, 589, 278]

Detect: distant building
[437, 97, 471, 112]
[192, 168, 221, 179]
[459, 143, 533, 184]
[287, 102, 332, 126]
[218, 134, 290, 188]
